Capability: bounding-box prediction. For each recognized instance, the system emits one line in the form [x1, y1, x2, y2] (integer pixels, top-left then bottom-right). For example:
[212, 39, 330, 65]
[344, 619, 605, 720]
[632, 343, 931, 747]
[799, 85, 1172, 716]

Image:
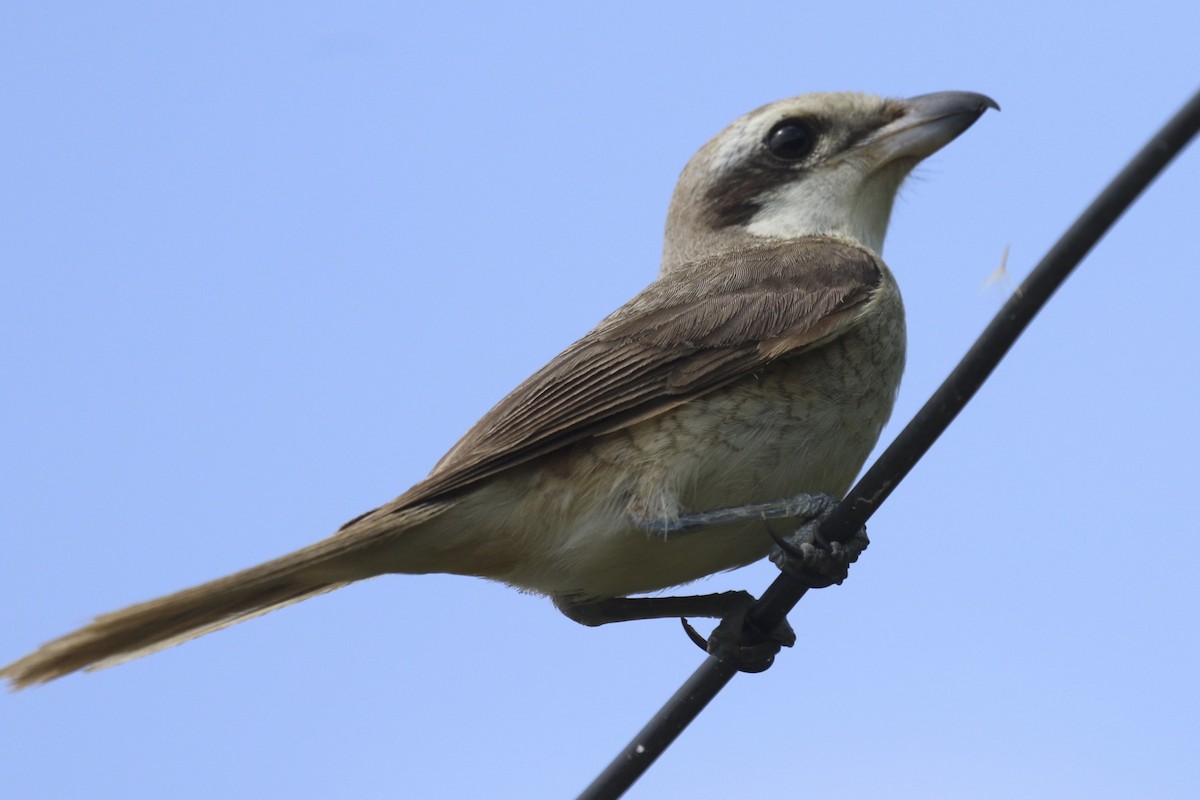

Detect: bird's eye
[765, 119, 817, 161]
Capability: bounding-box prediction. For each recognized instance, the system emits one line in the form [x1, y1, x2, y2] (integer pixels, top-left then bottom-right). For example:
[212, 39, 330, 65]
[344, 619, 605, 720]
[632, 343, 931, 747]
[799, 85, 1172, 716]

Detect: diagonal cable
[578, 85, 1200, 800]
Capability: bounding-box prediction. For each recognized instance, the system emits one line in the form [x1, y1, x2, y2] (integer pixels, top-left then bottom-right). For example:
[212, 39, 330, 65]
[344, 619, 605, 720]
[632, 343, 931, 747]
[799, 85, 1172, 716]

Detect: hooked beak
[860, 91, 999, 166]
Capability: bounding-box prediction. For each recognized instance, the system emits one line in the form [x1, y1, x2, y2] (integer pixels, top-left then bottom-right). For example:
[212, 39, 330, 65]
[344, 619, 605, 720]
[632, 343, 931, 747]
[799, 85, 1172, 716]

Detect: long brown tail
[1, 539, 363, 689]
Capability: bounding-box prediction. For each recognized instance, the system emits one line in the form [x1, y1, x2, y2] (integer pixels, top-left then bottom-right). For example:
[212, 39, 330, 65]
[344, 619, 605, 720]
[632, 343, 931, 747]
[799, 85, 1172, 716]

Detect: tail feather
[2, 545, 358, 689]
[4, 502, 455, 690]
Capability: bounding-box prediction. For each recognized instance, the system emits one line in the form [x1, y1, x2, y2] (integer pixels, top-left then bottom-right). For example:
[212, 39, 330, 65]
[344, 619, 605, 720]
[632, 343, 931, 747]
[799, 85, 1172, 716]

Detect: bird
[2, 90, 996, 688]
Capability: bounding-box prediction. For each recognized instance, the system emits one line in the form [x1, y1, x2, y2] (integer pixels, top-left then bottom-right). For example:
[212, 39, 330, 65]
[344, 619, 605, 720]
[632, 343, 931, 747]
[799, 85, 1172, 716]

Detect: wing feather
[343, 236, 884, 526]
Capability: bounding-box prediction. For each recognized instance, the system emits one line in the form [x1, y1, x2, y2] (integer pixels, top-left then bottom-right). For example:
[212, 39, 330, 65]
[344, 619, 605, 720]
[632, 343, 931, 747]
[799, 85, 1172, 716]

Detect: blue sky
[3, 3, 1198, 798]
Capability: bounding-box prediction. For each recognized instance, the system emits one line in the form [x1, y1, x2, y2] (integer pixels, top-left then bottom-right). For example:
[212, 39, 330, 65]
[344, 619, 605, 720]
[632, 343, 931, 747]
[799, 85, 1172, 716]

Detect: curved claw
[680, 618, 709, 652]
[763, 517, 805, 560]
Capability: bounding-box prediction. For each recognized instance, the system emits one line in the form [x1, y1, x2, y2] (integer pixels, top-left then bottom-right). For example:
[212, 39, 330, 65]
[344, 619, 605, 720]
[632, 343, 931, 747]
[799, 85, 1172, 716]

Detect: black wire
[577, 86, 1200, 800]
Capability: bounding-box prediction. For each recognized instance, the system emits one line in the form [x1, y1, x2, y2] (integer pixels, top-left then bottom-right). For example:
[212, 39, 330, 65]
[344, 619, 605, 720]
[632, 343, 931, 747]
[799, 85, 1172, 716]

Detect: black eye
[766, 118, 817, 161]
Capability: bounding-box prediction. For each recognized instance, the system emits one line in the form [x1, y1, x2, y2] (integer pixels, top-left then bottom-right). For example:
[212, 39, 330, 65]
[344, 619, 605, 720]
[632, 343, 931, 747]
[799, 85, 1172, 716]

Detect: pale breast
[632, 269, 904, 516]
[505, 273, 907, 598]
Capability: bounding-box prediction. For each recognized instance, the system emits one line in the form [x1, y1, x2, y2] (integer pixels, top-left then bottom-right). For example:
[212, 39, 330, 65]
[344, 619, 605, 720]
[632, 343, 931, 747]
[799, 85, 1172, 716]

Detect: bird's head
[663, 91, 997, 270]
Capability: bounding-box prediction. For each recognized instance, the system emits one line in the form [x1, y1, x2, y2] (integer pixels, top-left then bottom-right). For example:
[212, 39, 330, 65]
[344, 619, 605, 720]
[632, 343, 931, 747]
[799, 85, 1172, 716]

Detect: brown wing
[343, 237, 883, 526]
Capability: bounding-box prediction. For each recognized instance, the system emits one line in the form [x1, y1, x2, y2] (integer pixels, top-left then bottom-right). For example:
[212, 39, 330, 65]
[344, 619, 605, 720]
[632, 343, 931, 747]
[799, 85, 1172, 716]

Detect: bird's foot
[767, 508, 869, 589]
[681, 506, 866, 672]
[682, 596, 797, 673]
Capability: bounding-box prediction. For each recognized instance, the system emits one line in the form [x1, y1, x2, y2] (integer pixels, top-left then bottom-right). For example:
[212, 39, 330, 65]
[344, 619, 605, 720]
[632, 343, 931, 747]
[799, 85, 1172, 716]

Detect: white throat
[744, 161, 911, 255]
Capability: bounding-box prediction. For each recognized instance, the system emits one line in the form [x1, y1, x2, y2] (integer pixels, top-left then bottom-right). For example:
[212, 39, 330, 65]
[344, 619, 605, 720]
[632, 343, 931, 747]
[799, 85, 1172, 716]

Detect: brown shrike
[3, 90, 995, 688]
